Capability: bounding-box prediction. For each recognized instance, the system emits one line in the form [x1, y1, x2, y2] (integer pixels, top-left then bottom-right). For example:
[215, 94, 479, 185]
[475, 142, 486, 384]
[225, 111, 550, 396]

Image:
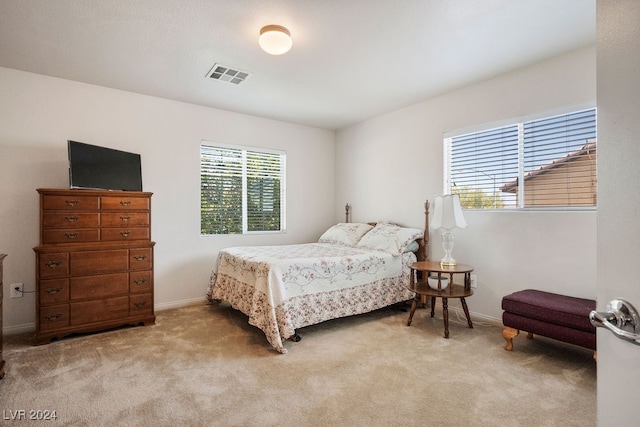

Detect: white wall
[336, 47, 597, 321]
[0, 67, 335, 332]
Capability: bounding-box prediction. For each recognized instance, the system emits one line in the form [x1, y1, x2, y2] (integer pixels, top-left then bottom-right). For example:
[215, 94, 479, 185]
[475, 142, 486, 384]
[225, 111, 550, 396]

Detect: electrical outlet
[10, 283, 23, 298]
[470, 274, 478, 289]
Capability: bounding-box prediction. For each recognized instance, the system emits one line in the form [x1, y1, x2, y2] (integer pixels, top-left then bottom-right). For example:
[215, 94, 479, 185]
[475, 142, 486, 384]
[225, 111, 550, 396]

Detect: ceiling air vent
[206, 64, 250, 85]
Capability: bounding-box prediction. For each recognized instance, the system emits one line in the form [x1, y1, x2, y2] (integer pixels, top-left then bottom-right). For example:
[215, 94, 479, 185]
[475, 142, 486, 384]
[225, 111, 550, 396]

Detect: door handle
[589, 299, 640, 346]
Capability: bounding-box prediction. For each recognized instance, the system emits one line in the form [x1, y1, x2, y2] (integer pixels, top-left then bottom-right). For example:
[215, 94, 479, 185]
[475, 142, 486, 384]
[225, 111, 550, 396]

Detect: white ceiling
[0, 0, 595, 130]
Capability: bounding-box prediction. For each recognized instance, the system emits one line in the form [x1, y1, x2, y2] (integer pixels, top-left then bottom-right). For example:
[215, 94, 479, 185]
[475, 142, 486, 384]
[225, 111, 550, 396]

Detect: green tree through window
[201, 143, 286, 234]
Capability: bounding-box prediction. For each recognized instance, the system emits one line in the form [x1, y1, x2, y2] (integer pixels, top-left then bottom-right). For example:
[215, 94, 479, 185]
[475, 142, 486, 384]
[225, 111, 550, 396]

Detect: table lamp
[431, 194, 467, 267]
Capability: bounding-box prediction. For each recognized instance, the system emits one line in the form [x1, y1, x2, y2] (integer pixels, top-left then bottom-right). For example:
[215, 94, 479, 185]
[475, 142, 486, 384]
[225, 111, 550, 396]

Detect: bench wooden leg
[527, 332, 533, 339]
[503, 326, 520, 351]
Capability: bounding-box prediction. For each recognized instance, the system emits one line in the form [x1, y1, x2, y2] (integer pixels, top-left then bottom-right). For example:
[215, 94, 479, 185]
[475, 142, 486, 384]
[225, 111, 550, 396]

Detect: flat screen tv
[68, 140, 143, 191]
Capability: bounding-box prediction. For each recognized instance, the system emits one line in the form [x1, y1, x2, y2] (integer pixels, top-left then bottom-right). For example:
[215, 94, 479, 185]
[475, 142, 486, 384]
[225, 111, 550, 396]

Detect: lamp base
[440, 257, 458, 268]
[440, 230, 458, 268]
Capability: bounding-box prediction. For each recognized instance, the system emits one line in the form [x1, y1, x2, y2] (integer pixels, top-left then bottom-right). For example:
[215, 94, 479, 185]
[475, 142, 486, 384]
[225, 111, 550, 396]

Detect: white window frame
[444, 107, 597, 210]
[200, 142, 286, 235]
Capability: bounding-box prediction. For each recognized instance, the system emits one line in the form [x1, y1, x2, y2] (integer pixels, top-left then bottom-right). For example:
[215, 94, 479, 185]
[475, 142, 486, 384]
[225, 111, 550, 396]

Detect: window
[445, 108, 597, 209]
[200, 143, 286, 234]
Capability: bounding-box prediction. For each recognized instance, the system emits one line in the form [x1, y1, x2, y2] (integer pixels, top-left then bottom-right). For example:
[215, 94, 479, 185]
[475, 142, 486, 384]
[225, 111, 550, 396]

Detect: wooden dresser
[33, 189, 155, 344]
[1, 253, 6, 378]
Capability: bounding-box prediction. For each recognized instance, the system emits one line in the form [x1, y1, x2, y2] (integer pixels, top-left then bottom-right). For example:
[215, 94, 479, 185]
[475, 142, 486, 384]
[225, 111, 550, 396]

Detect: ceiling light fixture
[259, 25, 292, 55]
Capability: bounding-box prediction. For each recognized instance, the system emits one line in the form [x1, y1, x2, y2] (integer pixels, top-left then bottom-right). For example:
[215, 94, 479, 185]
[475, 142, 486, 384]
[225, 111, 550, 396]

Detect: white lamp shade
[259, 25, 293, 55]
[431, 194, 467, 230]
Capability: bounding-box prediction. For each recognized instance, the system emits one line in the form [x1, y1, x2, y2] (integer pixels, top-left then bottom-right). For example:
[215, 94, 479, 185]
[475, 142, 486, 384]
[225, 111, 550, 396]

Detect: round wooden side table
[406, 260, 474, 338]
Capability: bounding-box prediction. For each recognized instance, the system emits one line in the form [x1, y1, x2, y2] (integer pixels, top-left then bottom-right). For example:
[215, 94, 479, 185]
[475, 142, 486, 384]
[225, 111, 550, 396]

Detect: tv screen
[68, 141, 143, 191]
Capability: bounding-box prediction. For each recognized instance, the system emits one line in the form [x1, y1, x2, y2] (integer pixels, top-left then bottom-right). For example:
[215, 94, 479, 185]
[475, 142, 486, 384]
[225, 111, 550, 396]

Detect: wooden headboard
[344, 201, 430, 261]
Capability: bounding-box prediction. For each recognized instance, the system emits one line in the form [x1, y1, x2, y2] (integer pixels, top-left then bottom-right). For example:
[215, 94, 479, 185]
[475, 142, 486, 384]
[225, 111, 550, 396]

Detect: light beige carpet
[1, 302, 596, 426]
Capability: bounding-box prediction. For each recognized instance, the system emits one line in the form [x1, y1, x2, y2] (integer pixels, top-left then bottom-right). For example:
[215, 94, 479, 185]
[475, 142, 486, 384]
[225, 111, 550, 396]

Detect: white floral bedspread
[207, 243, 416, 353]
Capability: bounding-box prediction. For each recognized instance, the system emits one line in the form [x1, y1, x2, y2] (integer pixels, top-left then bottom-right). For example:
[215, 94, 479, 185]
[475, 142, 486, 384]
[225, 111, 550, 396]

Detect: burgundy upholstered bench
[501, 289, 596, 357]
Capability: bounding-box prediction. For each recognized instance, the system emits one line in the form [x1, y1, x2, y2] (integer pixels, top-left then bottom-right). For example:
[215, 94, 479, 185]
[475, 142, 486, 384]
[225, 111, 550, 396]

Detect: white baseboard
[446, 306, 503, 327]
[154, 296, 209, 312]
[3, 322, 36, 335]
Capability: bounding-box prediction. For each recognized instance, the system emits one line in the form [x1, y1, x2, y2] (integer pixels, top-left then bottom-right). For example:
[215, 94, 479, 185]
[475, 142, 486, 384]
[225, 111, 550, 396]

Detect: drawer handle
[65, 200, 79, 207]
[120, 231, 131, 238]
[65, 216, 79, 222]
[120, 201, 131, 206]
[134, 301, 147, 308]
[120, 215, 131, 222]
[134, 255, 147, 262]
[134, 279, 147, 285]
[64, 232, 79, 239]
[45, 314, 63, 322]
[45, 287, 63, 295]
[45, 260, 63, 268]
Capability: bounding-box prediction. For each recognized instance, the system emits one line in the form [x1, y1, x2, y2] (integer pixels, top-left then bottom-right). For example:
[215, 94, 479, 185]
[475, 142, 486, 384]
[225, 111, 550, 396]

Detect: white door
[596, 1, 640, 425]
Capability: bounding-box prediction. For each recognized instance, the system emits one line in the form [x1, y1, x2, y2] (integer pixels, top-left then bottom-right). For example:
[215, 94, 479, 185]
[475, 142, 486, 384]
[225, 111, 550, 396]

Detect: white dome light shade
[259, 25, 293, 55]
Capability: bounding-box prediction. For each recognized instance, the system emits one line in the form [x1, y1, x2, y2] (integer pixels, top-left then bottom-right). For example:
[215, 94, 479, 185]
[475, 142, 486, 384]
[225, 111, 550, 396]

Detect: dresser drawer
[70, 249, 129, 276]
[42, 195, 99, 210]
[130, 294, 153, 316]
[70, 296, 129, 325]
[101, 227, 150, 242]
[39, 278, 69, 305]
[43, 212, 100, 228]
[101, 212, 149, 227]
[70, 273, 129, 301]
[130, 248, 152, 271]
[39, 305, 70, 332]
[101, 196, 149, 211]
[42, 228, 100, 244]
[130, 270, 152, 294]
[39, 253, 69, 279]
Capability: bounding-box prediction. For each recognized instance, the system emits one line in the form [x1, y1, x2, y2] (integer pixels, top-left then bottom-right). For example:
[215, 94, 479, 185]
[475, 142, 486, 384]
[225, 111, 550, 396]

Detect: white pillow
[357, 223, 423, 255]
[318, 223, 374, 247]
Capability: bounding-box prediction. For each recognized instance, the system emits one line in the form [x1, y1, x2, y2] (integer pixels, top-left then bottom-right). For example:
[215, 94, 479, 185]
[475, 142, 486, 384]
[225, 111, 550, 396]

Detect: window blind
[246, 150, 283, 232]
[201, 144, 286, 235]
[201, 145, 243, 234]
[447, 108, 596, 209]
[520, 109, 597, 207]
[449, 124, 519, 209]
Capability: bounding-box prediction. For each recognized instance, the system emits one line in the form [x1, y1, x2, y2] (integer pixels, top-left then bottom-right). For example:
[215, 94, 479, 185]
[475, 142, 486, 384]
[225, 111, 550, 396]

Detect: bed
[206, 202, 430, 353]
